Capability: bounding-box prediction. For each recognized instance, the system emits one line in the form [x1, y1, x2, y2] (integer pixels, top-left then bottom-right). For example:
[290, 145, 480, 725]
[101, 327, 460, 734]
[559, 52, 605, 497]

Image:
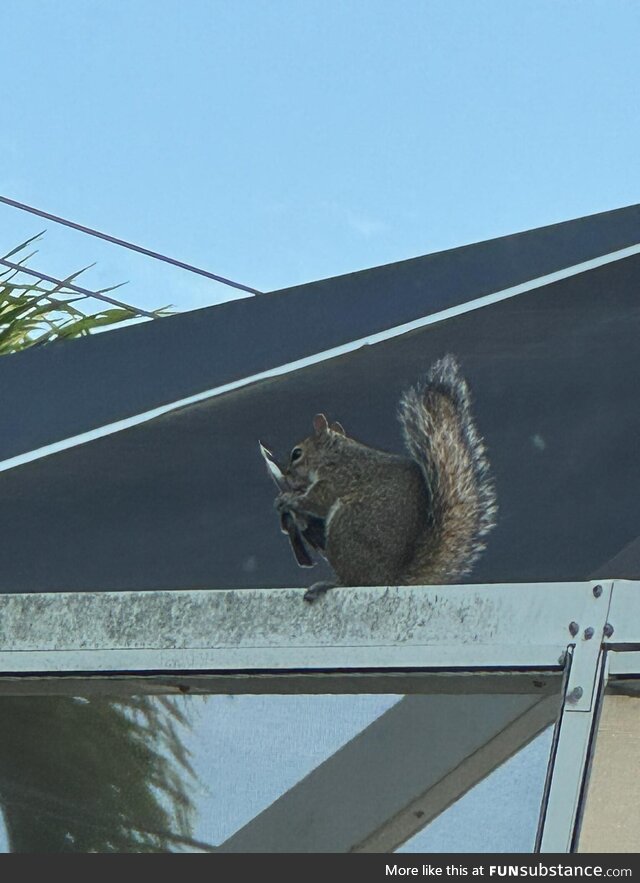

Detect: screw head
[567, 686, 584, 704]
[568, 621, 580, 637]
[593, 584, 603, 598]
[583, 627, 595, 640]
[603, 622, 615, 638]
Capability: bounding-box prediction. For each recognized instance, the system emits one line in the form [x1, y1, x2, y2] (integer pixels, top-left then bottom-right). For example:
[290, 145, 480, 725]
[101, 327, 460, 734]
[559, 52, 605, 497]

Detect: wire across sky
[0, 195, 262, 297]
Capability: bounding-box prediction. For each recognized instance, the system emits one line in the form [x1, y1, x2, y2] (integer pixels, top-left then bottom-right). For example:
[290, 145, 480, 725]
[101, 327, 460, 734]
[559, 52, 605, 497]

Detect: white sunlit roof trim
[1, 241, 640, 474]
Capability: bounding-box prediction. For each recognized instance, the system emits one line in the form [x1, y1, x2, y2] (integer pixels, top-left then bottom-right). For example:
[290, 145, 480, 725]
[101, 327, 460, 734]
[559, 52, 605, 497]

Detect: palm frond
[0, 237, 172, 355]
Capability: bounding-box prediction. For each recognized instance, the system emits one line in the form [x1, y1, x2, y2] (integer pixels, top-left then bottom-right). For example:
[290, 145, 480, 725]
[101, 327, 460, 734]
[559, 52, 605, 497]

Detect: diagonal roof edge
[2, 240, 639, 475]
[265, 201, 640, 299]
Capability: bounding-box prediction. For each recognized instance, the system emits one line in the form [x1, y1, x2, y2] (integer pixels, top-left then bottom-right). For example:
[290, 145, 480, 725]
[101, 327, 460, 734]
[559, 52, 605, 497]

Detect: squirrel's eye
[290, 447, 303, 463]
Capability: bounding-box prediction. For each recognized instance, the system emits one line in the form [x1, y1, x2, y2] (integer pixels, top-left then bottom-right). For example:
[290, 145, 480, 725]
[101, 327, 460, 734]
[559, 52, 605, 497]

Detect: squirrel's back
[398, 354, 497, 584]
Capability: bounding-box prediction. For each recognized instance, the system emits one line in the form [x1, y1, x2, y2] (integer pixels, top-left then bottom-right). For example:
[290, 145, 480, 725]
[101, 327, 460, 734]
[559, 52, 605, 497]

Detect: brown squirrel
[270, 355, 497, 602]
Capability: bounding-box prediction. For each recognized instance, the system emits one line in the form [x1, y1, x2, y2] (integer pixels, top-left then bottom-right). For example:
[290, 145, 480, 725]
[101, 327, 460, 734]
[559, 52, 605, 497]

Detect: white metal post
[536, 581, 613, 852]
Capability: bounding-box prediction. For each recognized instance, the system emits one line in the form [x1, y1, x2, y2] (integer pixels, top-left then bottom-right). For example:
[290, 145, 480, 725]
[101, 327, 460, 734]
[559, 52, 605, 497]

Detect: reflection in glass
[0, 693, 398, 853]
[0, 696, 196, 853]
[397, 728, 554, 853]
[189, 694, 400, 846]
[0, 692, 557, 853]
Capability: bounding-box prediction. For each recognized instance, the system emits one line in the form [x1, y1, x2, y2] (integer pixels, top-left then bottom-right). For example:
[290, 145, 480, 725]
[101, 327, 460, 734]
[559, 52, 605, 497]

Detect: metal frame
[1, 579, 639, 852]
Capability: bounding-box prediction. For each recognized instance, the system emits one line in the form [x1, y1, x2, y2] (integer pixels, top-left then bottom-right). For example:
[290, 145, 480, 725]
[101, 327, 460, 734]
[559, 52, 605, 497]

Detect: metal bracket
[537, 582, 614, 852]
[563, 581, 613, 712]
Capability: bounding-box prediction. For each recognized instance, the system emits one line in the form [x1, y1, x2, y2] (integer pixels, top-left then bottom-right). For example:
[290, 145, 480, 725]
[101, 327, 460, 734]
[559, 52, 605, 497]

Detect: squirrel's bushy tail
[398, 355, 497, 584]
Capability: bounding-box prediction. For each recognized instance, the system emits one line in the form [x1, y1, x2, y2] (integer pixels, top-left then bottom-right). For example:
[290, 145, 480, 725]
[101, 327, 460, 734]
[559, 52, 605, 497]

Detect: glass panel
[397, 728, 554, 853]
[190, 694, 400, 847]
[579, 689, 640, 853]
[0, 689, 559, 853]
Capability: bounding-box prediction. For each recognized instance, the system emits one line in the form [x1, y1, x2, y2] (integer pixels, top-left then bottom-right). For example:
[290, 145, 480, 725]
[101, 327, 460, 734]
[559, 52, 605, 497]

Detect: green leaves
[0, 237, 170, 355]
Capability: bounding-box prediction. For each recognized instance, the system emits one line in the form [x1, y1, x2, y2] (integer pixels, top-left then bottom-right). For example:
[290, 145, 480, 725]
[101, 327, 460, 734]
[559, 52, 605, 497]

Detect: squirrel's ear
[330, 421, 346, 436]
[313, 413, 329, 435]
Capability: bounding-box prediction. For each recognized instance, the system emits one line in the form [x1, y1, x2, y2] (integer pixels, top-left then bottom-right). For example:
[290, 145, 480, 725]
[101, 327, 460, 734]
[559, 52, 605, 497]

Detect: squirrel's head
[283, 413, 346, 490]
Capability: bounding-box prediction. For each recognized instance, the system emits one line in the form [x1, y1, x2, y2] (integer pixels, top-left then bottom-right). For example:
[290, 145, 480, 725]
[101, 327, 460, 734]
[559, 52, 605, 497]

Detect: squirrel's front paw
[275, 491, 299, 514]
[303, 581, 337, 603]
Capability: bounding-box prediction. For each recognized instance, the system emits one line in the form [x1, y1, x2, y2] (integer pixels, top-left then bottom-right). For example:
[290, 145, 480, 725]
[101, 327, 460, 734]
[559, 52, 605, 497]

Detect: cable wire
[0, 195, 261, 296]
[0, 257, 160, 319]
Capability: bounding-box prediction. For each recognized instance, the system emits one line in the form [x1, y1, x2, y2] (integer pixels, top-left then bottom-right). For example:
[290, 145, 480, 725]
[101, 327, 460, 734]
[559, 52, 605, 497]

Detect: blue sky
[1, 0, 639, 314]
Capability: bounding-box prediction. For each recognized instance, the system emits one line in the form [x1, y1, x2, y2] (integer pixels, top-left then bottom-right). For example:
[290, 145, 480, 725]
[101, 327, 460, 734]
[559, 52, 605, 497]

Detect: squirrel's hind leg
[303, 581, 337, 603]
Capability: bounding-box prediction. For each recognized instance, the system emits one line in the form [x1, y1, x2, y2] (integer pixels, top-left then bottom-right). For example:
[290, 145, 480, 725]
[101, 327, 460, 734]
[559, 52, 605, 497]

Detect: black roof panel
[1, 249, 639, 592]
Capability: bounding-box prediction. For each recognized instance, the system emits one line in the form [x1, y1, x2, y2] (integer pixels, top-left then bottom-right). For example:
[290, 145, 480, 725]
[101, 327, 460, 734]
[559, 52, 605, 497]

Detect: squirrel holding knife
[260, 355, 497, 602]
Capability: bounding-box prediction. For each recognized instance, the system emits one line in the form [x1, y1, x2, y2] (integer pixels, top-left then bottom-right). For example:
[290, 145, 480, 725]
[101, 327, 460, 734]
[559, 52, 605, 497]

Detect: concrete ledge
[0, 582, 600, 675]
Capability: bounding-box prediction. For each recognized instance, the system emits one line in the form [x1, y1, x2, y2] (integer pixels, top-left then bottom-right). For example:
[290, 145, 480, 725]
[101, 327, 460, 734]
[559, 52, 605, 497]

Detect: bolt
[567, 686, 584, 704]
[593, 584, 603, 598]
[583, 627, 595, 640]
[568, 621, 580, 637]
[558, 651, 567, 665]
[603, 622, 615, 638]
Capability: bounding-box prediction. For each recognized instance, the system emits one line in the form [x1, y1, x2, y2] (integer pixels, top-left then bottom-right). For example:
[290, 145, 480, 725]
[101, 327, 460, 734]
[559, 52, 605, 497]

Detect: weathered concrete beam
[0, 583, 595, 674]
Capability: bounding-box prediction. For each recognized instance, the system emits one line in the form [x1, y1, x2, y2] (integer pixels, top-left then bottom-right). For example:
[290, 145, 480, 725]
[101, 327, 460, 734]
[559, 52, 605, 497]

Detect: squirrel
[270, 355, 497, 602]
